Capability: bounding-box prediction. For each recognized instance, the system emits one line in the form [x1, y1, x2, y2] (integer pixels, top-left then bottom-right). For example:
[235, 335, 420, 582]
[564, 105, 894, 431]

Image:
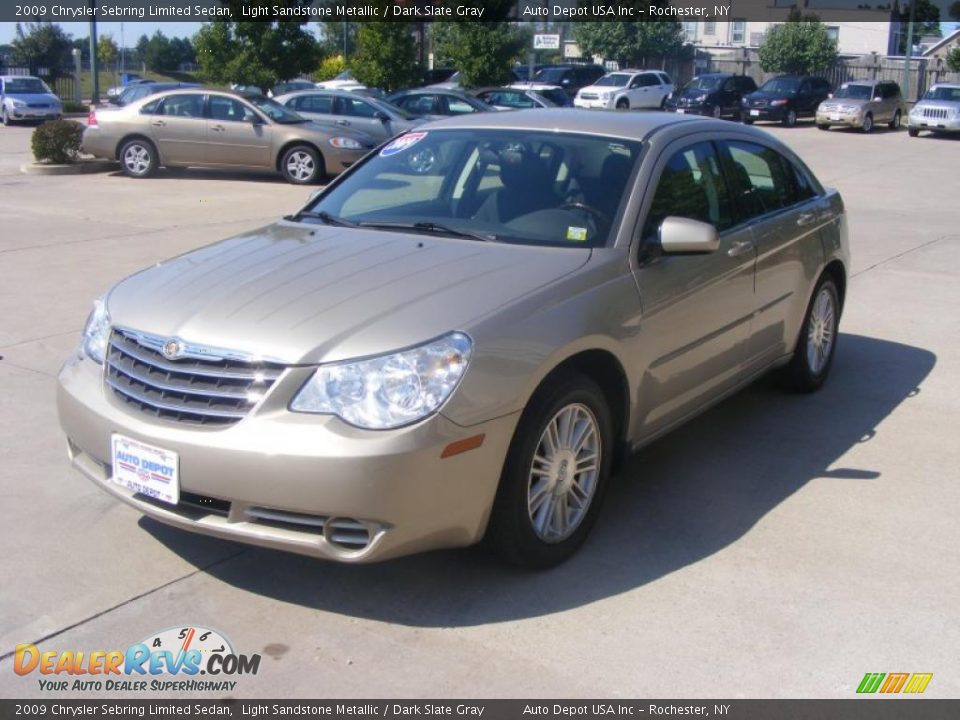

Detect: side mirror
[827, 93, 833, 99]
[659, 217, 720, 255]
[374, 111, 389, 121]
[873, 96, 882, 102]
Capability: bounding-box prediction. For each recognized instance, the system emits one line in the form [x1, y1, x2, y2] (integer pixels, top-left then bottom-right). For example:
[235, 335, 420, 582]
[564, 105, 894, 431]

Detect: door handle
[727, 240, 754, 258]
[797, 212, 816, 227]
[336, 119, 350, 126]
[151, 120, 165, 127]
[210, 124, 225, 132]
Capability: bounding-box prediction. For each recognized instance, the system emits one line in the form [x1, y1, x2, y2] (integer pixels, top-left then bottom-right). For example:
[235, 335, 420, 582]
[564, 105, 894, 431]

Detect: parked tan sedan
[82, 89, 378, 183]
[816, 80, 905, 132]
[58, 110, 849, 568]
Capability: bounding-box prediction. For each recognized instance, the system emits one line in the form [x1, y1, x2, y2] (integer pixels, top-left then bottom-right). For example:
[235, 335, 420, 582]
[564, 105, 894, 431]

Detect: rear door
[148, 93, 207, 164]
[719, 139, 828, 368]
[631, 139, 756, 433]
[205, 95, 272, 168]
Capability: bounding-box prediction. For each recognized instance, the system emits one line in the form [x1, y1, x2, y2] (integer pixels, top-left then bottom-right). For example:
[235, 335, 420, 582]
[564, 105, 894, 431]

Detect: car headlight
[601, 92, 612, 100]
[290, 332, 473, 429]
[81, 297, 111, 364]
[329, 137, 362, 150]
[770, 99, 788, 107]
[12, 99, 26, 108]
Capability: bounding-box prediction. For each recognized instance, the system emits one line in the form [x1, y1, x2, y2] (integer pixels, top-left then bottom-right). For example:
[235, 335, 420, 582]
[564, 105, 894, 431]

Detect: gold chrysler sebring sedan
[58, 110, 848, 568]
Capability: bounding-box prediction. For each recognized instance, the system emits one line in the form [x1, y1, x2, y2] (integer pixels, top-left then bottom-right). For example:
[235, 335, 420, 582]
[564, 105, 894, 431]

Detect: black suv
[533, 64, 607, 97]
[741, 75, 832, 126]
[665, 73, 757, 119]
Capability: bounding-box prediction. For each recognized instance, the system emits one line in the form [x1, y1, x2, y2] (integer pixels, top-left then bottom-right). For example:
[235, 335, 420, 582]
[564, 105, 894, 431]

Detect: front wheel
[280, 145, 323, 184]
[1, 107, 11, 126]
[908, 127, 920, 137]
[889, 110, 901, 130]
[486, 372, 613, 569]
[615, 98, 629, 111]
[779, 277, 840, 393]
[861, 113, 874, 133]
[782, 108, 798, 127]
[741, 114, 754, 125]
[817, 123, 830, 131]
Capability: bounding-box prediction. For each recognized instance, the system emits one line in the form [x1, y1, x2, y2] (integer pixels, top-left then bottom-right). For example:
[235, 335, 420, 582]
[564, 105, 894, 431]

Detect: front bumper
[7, 107, 61, 121]
[57, 353, 519, 563]
[742, 105, 787, 121]
[908, 114, 960, 133]
[816, 110, 865, 128]
[574, 97, 615, 110]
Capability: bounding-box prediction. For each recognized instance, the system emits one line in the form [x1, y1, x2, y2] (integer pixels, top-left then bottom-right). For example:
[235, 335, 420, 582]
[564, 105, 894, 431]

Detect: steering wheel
[559, 201, 610, 226]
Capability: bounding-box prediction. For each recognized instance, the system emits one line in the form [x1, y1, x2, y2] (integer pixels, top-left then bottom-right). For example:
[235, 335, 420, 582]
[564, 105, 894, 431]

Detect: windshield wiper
[288, 210, 358, 227]
[359, 221, 496, 243]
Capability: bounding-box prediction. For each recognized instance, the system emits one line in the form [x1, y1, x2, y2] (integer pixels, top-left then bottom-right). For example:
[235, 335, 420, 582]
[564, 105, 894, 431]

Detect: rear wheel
[487, 372, 613, 569]
[889, 110, 901, 130]
[280, 145, 323, 184]
[861, 112, 874, 133]
[779, 276, 840, 393]
[119, 138, 157, 178]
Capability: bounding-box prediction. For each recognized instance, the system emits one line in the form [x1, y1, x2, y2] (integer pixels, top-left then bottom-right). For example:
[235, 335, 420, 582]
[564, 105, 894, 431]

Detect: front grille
[27, 103, 49, 108]
[748, 99, 768, 108]
[579, 92, 598, 100]
[922, 108, 949, 119]
[105, 328, 285, 426]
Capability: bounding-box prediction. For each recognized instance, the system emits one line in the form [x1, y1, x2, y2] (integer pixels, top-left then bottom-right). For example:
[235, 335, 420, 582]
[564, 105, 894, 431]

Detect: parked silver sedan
[82, 89, 378, 183]
[908, 83, 960, 137]
[58, 110, 848, 568]
[274, 89, 425, 142]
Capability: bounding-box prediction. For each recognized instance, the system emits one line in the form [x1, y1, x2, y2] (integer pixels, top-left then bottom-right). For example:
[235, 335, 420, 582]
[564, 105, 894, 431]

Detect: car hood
[676, 87, 715, 99]
[579, 84, 626, 94]
[106, 223, 591, 365]
[4, 92, 60, 105]
[746, 90, 795, 101]
[821, 97, 869, 108]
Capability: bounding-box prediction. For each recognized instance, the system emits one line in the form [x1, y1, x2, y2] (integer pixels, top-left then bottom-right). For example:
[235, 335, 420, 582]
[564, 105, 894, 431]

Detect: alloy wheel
[286, 151, 316, 182]
[527, 403, 601, 543]
[123, 144, 151, 176]
[806, 287, 836, 375]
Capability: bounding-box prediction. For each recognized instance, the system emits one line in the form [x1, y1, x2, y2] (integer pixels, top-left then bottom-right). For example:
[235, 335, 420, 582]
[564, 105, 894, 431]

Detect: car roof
[930, 83, 960, 89]
[278, 88, 373, 99]
[394, 88, 472, 98]
[693, 73, 734, 79]
[1, 75, 41, 80]
[418, 107, 745, 141]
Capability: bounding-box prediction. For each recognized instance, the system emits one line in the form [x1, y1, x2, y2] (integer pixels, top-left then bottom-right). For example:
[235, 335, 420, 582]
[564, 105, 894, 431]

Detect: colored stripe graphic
[857, 673, 885, 694]
[903, 673, 933, 694]
[880, 673, 909, 693]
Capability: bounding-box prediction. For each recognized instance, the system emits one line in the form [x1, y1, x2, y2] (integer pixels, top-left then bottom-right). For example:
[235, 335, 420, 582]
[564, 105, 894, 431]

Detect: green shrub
[31, 119, 85, 164]
[62, 100, 88, 113]
[316, 55, 347, 81]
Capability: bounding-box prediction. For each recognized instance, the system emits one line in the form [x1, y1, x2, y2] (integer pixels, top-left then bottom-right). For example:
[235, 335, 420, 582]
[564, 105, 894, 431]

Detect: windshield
[923, 86, 960, 102]
[596, 74, 631, 88]
[683, 76, 722, 92]
[759, 77, 800, 94]
[334, 70, 355, 81]
[305, 129, 641, 248]
[534, 68, 568, 84]
[3, 77, 52, 94]
[373, 97, 415, 120]
[247, 96, 305, 123]
[833, 84, 872, 99]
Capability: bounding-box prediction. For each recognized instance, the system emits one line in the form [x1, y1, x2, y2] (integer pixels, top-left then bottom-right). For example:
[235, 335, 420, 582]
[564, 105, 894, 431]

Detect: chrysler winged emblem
[162, 339, 183, 360]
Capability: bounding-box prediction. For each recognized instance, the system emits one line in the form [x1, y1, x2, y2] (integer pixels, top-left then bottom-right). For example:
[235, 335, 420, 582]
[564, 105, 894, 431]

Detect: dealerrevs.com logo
[14, 626, 261, 693]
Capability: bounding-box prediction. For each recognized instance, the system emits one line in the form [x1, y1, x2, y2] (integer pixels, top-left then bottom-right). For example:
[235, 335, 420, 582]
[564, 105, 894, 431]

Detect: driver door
[630, 139, 756, 435]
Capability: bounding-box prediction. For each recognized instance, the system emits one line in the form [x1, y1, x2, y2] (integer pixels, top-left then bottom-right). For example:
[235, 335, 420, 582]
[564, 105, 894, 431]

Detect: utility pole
[88, 0, 99, 103]
[901, 0, 917, 102]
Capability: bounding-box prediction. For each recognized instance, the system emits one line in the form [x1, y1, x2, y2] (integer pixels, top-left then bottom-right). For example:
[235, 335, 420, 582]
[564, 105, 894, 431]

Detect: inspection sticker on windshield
[111, 434, 180, 505]
[381, 132, 428, 157]
[566, 226, 588, 242]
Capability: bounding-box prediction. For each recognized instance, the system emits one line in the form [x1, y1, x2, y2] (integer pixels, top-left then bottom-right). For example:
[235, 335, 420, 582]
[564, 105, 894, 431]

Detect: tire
[660, 96, 667, 110]
[782, 108, 798, 127]
[861, 113, 874, 133]
[889, 110, 901, 130]
[615, 98, 629, 111]
[908, 127, 919, 137]
[280, 144, 323, 184]
[486, 371, 614, 569]
[741, 115, 754, 125]
[711, 105, 722, 119]
[119, 138, 158, 178]
[1, 107, 10, 126]
[817, 123, 830, 131]
[779, 276, 840, 393]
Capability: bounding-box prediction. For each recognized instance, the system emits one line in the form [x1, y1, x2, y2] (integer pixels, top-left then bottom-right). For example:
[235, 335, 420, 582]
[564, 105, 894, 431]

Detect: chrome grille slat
[922, 108, 948, 119]
[105, 329, 285, 426]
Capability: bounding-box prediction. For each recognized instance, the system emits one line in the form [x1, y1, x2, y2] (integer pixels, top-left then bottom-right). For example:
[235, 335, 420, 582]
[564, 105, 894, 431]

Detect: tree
[951, 1, 960, 21]
[893, 0, 941, 55]
[573, 21, 685, 66]
[193, 6, 321, 92]
[144, 31, 177, 72]
[758, 16, 838, 75]
[9, 22, 74, 80]
[97, 34, 118, 68]
[135, 34, 150, 67]
[317, 20, 357, 58]
[430, 2, 526, 88]
[351, 22, 420, 92]
[947, 46, 960, 73]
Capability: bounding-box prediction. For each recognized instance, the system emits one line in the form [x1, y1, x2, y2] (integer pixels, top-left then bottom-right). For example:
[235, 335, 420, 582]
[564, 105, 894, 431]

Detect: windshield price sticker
[381, 132, 428, 157]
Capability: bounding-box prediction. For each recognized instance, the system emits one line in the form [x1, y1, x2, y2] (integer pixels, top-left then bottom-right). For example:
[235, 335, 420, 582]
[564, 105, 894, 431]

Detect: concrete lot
[0, 119, 957, 699]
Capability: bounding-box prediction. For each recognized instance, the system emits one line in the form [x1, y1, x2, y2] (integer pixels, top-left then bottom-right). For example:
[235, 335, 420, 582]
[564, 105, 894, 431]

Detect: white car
[316, 70, 366, 92]
[574, 70, 673, 111]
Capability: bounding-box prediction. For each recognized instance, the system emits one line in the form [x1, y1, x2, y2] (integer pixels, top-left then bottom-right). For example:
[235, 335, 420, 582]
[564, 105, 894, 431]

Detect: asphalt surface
[0, 118, 957, 699]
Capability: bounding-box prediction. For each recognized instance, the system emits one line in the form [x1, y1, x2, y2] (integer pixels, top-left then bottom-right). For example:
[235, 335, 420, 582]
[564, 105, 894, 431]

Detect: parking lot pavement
[1, 120, 958, 698]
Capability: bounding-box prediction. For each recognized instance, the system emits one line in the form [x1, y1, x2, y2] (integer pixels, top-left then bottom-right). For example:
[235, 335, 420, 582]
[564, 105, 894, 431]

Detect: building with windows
[682, 18, 896, 57]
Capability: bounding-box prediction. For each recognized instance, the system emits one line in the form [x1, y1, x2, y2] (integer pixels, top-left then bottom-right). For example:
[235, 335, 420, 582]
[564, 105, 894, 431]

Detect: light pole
[88, 0, 99, 103]
[901, 0, 917, 102]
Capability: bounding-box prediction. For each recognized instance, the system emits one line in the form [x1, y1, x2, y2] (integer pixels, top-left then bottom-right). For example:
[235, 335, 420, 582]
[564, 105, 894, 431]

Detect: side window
[658, 72, 672, 85]
[724, 141, 807, 219]
[787, 158, 818, 203]
[722, 78, 736, 92]
[297, 95, 334, 114]
[158, 94, 204, 118]
[644, 142, 733, 239]
[209, 96, 255, 122]
[446, 98, 476, 114]
[639, 74, 659, 87]
[141, 98, 161, 115]
[340, 97, 377, 118]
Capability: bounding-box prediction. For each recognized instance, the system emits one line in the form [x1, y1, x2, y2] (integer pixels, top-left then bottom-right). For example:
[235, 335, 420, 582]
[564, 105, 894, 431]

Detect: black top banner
[0, 0, 923, 24]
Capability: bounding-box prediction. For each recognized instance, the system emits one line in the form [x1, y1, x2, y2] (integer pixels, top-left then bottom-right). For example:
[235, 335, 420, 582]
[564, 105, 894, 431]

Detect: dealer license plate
[676, 109, 685, 114]
[830, 114, 842, 121]
[111, 434, 179, 505]
[750, 110, 760, 117]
